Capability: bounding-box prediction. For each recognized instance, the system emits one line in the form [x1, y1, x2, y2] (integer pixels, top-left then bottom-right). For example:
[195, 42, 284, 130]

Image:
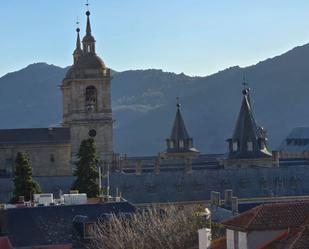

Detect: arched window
[85, 86, 97, 111]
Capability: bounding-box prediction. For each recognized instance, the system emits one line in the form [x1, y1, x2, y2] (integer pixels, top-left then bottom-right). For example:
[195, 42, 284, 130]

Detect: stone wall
[0, 143, 72, 177]
[108, 165, 309, 204]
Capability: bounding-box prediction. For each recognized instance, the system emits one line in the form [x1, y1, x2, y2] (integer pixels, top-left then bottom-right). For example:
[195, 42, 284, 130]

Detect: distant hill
[1, 43, 309, 155]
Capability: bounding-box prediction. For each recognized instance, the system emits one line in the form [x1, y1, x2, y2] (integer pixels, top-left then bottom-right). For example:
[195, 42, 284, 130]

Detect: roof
[258, 226, 309, 249]
[279, 127, 309, 152]
[222, 201, 309, 231]
[2, 201, 136, 248]
[228, 90, 272, 159]
[170, 108, 190, 141]
[166, 105, 199, 154]
[0, 237, 13, 249]
[0, 128, 70, 146]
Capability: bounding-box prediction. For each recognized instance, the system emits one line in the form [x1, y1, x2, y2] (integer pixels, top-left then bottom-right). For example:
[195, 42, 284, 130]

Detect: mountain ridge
[1, 43, 309, 155]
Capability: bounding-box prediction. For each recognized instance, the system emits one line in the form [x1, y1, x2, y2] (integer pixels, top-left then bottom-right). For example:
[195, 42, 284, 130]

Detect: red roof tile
[222, 201, 309, 231]
[258, 226, 309, 249]
[0, 237, 13, 249]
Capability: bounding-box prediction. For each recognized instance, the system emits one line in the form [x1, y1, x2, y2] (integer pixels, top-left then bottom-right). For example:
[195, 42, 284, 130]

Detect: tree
[12, 152, 41, 202]
[89, 206, 207, 249]
[72, 138, 100, 197]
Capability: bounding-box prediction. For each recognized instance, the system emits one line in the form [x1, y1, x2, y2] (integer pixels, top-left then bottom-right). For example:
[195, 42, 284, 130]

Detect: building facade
[0, 10, 113, 179]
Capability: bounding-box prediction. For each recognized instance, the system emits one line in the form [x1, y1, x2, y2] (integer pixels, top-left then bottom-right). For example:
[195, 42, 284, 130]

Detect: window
[247, 141, 253, 151]
[50, 154, 55, 163]
[179, 140, 184, 148]
[85, 86, 97, 111]
[88, 129, 97, 137]
[232, 141, 238, 151]
[87, 45, 91, 53]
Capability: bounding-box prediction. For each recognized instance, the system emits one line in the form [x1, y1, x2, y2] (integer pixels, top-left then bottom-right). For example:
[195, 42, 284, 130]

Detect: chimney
[231, 197, 238, 214]
[210, 191, 220, 207]
[224, 189, 233, 209]
[135, 160, 142, 175]
[155, 157, 160, 175]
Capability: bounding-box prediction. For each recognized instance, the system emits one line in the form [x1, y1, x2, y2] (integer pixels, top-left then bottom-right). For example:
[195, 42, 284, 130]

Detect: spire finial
[242, 75, 250, 95]
[85, 0, 91, 35]
[76, 17, 80, 33]
[75, 18, 81, 50]
[176, 96, 181, 108]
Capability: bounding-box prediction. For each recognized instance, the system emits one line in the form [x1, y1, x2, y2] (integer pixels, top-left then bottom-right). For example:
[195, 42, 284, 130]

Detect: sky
[1, 0, 309, 77]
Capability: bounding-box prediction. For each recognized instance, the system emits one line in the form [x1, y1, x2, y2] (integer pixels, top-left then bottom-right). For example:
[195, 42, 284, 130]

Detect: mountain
[1, 43, 309, 156]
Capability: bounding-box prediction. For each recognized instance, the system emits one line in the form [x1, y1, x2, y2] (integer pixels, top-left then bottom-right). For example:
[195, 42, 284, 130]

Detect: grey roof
[278, 127, 309, 152]
[0, 127, 70, 145]
[228, 90, 272, 159]
[170, 108, 190, 141]
[1, 201, 136, 247]
[166, 105, 199, 153]
[286, 127, 309, 139]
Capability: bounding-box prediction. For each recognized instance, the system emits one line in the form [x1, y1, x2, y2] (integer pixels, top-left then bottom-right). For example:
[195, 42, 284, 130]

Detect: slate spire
[227, 86, 272, 159]
[82, 10, 96, 54]
[73, 26, 82, 64]
[166, 98, 199, 154]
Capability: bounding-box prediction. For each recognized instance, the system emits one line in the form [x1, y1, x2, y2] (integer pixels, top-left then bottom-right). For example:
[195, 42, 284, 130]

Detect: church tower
[61, 10, 113, 163]
[224, 84, 278, 168]
[161, 98, 199, 159]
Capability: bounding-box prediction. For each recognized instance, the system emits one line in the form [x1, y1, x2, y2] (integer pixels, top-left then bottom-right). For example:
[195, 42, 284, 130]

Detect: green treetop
[72, 138, 100, 197]
[12, 152, 41, 202]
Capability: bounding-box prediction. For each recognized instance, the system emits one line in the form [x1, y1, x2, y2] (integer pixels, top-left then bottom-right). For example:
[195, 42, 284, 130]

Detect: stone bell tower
[61, 10, 113, 163]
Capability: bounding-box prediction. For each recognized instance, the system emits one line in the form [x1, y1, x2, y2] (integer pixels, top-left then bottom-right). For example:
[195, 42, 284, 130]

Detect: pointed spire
[165, 98, 199, 154]
[227, 84, 272, 159]
[82, 9, 96, 54]
[86, 10, 92, 35]
[73, 23, 82, 64]
[76, 27, 81, 50]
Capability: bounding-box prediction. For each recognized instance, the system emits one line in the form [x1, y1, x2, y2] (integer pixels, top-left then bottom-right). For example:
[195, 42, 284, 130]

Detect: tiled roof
[0, 127, 70, 145]
[0, 237, 13, 249]
[222, 201, 309, 231]
[258, 226, 309, 249]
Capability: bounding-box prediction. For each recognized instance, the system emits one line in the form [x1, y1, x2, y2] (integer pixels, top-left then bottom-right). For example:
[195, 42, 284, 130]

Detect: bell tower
[61, 10, 113, 163]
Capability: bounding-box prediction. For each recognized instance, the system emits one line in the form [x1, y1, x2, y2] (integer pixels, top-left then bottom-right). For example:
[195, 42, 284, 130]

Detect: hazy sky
[1, 0, 309, 77]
